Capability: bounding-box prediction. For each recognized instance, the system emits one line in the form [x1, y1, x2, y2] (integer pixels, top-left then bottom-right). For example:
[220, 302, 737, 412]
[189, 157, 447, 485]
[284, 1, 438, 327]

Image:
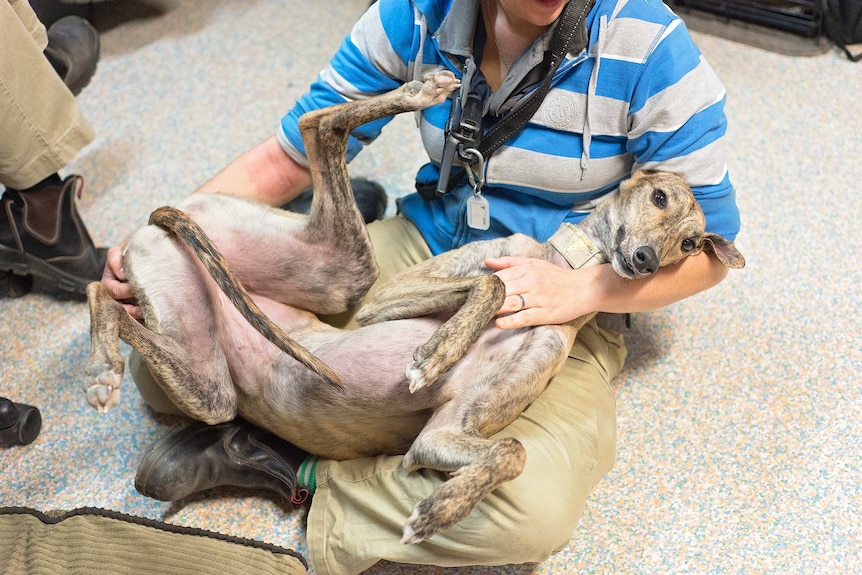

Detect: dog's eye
[652, 189, 667, 209]
[681, 238, 696, 252]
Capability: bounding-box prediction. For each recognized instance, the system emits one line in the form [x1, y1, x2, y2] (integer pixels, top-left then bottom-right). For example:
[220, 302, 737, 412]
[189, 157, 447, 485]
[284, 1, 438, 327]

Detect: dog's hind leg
[84, 282, 237, 423]
[399, 326, 572, 543]
[84, 224, 239, 422]
[84, 282, 127, 413]
[295, 71, 461, 310]
[359, 273, 506, 393]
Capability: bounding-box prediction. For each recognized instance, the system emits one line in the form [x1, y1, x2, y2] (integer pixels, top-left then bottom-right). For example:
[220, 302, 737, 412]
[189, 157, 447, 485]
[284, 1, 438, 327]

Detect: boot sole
[0, 271, 34, 298]
[0, 245, 93, 295]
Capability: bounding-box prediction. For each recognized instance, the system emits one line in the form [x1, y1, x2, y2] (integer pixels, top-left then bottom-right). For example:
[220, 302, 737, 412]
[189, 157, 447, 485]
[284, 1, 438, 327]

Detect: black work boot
[282, 178, 388, 224]
[44, 15, 100, 96]
[0, 175, 107, 297]
[0, 271, 33, 298]
[135, 419, 311, 506]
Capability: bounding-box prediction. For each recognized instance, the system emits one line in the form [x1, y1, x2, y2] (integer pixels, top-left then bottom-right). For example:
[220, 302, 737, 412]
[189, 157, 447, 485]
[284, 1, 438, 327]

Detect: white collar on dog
[547, 223, 606, 269]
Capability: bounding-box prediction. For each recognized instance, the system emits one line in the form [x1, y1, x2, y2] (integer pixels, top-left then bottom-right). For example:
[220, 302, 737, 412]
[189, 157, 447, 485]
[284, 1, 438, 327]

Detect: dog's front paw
[406, 340, 456, 393]
[401, 498, 438, 545]
[83, 362, 122, 413]
[405, 352, 442, 394]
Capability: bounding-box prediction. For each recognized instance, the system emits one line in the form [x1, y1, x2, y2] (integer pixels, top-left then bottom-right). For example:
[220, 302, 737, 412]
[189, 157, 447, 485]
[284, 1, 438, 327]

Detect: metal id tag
[466, 193, 490, 230]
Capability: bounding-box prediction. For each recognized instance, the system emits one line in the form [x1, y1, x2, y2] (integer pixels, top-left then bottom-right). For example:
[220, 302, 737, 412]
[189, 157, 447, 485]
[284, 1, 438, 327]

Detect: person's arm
[489, 10, 739, 330]
[193, 136, 311, 205]
[486, 251, 727, 329]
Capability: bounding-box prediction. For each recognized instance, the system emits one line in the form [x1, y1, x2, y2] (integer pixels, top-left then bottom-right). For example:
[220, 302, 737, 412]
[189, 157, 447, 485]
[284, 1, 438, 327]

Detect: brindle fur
[84, 71, 744, 544]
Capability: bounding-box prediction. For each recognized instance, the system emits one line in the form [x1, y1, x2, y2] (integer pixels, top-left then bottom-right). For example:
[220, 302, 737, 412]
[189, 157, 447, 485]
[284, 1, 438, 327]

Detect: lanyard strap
[430, 0, 594, 198]
[475, 0, 593, 162]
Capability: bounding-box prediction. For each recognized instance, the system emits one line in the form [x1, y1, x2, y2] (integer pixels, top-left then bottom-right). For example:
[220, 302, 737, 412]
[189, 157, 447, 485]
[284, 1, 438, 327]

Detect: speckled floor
[1, 1, 860, 574]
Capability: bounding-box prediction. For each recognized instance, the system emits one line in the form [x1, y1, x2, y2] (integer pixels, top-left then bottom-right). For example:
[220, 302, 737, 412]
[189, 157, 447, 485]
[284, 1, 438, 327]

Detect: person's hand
[484, 256, 601, 330]
[101, 242, 141, 319]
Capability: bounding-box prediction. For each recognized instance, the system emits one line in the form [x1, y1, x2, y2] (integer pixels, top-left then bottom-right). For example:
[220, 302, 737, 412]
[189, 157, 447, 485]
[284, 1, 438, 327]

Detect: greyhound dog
[84, 71, 744, 544]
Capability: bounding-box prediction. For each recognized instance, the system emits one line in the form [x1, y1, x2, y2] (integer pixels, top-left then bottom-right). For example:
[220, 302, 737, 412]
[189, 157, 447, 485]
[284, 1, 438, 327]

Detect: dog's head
[599, 170, 745, 279]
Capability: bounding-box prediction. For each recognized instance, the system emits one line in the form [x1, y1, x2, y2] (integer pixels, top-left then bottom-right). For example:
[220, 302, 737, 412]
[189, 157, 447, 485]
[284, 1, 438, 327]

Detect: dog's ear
[703, 233, 745, 269]
[620, 170, 648, 195]
[620, 169, 672, 195]
[622, 169, 652, 186]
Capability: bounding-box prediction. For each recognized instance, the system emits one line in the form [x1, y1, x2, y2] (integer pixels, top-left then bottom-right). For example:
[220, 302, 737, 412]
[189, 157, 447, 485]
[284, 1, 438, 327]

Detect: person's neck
[481, 0, 546, 89]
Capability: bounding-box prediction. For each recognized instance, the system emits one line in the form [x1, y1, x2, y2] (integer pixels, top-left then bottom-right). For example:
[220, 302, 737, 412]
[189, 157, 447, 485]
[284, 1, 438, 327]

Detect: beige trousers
[0, 0, 94, 189]
[129, 215, 626, 575]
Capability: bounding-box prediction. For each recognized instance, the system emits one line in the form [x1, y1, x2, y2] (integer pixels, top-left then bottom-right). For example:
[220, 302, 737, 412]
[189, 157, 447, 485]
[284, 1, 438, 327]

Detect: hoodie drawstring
[581, 13, 607, 180]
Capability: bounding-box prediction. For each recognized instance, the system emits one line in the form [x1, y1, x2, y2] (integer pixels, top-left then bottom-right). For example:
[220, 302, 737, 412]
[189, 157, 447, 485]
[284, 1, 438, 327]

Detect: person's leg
[8, 0, 48, 45]
[0, 0, 94, 189]
[305, 320, 624, 574]
[0, 0, 104, 295]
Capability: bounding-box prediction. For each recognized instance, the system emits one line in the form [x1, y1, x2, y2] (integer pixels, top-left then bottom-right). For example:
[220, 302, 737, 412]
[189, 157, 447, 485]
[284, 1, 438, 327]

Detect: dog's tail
[148, 205, 343, 389]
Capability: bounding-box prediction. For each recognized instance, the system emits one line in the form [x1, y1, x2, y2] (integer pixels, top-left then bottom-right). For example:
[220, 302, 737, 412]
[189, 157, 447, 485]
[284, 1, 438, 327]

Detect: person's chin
[531, 0, 569, 24]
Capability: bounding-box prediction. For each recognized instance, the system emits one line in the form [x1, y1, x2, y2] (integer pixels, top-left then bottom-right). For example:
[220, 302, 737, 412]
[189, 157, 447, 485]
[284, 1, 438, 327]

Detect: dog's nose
[632, 246, 658, 274]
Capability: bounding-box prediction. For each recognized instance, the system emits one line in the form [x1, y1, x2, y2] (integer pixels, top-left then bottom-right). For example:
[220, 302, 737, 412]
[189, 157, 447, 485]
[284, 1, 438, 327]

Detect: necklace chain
[483, 0, 513, 71]
[494, 34, 513, 70]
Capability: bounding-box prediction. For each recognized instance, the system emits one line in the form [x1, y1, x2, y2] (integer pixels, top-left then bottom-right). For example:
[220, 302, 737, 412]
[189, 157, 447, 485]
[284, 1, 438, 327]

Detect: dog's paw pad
[83, 363, 123, 413]
[416, 71, 460, 106]
[83, 363, 122, 390]
[430, 70, 458, 88]
[85, 384, 121, 414]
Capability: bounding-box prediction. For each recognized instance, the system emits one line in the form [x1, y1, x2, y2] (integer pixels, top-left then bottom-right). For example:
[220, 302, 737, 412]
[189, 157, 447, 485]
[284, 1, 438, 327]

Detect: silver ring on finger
[516, 294, 526, 311]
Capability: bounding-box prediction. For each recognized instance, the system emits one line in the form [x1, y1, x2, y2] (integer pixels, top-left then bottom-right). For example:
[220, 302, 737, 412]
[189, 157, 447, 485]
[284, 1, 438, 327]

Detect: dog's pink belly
[310, 319, 454, 409]
[214, 294, 322, 388]
[210, 295, 553, 460]
[269, 322, 556, 459]
[232, 317, 454, 459]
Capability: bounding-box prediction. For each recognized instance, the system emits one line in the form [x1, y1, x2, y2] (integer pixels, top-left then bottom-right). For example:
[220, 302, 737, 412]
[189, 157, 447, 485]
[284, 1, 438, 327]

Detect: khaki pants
[129, 215, 626, 575]
[0, 0, 94, 189]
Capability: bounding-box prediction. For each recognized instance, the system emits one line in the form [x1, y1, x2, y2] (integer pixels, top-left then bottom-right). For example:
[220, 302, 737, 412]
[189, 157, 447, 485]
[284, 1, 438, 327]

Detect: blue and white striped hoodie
[279, 0, 740, 255]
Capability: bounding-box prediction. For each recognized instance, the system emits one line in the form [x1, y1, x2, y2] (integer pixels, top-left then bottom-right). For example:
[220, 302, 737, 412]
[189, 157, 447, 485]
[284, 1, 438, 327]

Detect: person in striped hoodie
[108, 0, 741, 573]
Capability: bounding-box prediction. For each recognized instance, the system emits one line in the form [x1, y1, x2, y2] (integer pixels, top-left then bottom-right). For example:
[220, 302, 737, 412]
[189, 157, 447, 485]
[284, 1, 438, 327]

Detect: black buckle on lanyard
[429, 89, 483, 199]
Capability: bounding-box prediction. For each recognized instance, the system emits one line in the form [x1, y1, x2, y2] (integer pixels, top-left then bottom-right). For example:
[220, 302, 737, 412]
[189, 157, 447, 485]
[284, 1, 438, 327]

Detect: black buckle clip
[430, 90, 483, 199]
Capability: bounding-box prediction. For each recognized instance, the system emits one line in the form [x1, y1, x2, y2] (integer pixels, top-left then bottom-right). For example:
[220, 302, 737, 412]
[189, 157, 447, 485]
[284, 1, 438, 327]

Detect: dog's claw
[402, 70, 461, 110]
[85, 384, 121, 413]
[406, 351, 439, 393]
[400, 508, 426, 545]
[406, 342, 451, 393]
[406, 363, 429, 394]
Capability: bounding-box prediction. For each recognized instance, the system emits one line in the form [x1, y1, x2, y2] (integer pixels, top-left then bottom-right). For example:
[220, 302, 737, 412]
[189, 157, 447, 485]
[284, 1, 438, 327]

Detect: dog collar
[547, 223, 606, 269]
